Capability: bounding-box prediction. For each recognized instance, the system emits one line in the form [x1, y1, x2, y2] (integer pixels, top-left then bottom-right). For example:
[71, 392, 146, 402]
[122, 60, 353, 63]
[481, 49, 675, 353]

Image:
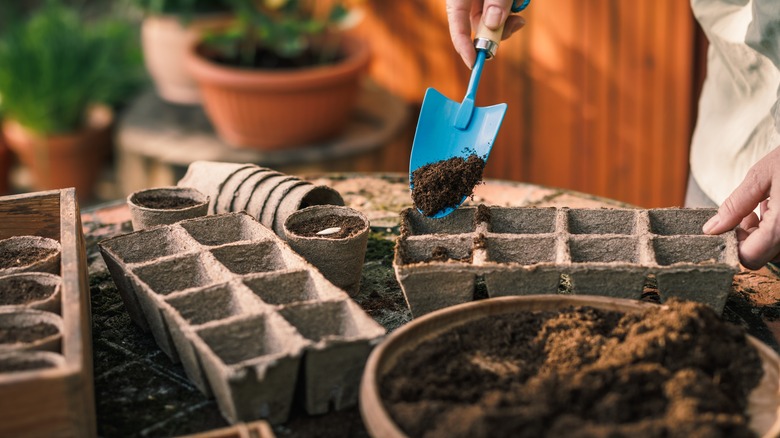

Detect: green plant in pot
[185, 0, 371, 150]
[0, 2, 142, 199]
[133, 0, 232, 105]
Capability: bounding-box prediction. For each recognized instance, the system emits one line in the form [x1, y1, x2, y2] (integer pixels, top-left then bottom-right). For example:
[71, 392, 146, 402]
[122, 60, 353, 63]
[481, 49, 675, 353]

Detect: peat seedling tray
[394, 206, 738, 317]
[0, 189, 95, 437]
[99, 212, 385, 425]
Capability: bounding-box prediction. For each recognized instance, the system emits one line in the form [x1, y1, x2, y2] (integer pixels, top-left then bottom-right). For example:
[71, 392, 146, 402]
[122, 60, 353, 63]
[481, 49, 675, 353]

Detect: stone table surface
[81, 173, 780, 437]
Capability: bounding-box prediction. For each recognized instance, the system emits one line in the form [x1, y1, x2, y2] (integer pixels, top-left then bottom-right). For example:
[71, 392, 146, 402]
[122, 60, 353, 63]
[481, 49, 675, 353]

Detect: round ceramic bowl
[359, 295, 780, 438]
[0, 273, 62, 314]
[0, 309, 63, 353]
[284, 205, 369, 296]
[127, 186, 209, 231]
[0, 236, 61, 276]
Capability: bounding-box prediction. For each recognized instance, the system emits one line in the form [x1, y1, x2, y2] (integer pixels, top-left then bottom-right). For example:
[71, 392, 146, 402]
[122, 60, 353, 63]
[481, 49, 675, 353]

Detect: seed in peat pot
[411, 154, 486, 217]
[288, 214, 364, 239]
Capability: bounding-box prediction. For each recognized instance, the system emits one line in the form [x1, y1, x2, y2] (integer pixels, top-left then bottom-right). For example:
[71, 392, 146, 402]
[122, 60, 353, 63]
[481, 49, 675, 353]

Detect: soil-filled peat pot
[0, 272, 61, 314]
[127, 186, 209, 231]
[360, 295, 780, 438]
[284, 205, 369, 296]
[0, 236, 61, 276]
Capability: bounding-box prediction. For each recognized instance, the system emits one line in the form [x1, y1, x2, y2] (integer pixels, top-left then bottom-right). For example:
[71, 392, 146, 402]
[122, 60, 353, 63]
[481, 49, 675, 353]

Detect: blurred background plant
[199, 0, 362, 68]
[130, 0, 231, 20]
[0, 0, 143, 135]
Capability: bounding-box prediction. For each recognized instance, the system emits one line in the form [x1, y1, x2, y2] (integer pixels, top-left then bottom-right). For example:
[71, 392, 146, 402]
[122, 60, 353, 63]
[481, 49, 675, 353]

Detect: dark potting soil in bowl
[0, 322, 58, 344]
[287, 214, 365, 239]
[0, 358, 56, 373]
[380, 299, 763, 437]
[411, 155, 486, 217]
[134, 194, 201, 210]
[0, 247, 58, 269]
[0, 277, 53, 305]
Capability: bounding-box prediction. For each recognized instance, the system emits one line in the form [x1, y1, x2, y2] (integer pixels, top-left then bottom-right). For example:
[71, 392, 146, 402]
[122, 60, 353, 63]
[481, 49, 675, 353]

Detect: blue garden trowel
[409, 1, 529, 218]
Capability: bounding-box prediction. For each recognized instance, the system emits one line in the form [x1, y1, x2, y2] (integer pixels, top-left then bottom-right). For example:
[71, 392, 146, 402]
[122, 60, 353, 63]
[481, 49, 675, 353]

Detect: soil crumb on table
[133, 194, 200, 210]
[411, 155, 485, 216]
[380, 299, 763, 437]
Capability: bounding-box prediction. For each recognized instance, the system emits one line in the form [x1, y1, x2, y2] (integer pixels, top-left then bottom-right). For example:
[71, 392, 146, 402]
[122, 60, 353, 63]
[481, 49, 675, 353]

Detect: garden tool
[409, 0, 530, 218]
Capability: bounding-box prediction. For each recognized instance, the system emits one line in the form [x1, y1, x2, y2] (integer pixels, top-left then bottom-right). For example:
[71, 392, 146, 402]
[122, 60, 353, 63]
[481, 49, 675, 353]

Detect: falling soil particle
[0, 277, 52, 305]
[380, 299, 763, 437]
[411, 155, 485, 217]
[475, 204, 491, 226]
[133, 195, 200, 210]
[287, 214, 365, 239]
[0, 247, 57, 269]
[0, 322, 58, 344]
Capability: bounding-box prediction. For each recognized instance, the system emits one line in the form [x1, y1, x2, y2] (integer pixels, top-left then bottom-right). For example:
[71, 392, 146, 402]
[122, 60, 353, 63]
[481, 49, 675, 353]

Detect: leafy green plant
[0, 2, 143, 134]
[199, 0, 354, 68]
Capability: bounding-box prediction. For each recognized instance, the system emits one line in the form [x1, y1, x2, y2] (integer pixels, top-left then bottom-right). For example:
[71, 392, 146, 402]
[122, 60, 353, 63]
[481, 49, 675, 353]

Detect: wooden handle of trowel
[474, 16, 506, 59]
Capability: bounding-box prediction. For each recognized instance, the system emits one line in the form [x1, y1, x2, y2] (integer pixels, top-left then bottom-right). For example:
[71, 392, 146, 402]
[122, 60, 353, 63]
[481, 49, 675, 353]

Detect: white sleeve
[747, 0, 780, 133]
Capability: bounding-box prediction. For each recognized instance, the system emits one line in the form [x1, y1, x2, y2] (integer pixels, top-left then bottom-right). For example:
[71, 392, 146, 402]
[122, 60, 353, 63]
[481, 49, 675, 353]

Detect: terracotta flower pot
[284, 205, 369, 296]
[142, 14, 231, 105]
[186, 34, 371, 149]
[2, 106, 113, 200]
[127, 186, 209, 231]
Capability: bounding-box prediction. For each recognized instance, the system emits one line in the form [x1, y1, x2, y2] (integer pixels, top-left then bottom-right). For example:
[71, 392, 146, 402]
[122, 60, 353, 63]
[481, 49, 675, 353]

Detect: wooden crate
[0, 189, 96, 437]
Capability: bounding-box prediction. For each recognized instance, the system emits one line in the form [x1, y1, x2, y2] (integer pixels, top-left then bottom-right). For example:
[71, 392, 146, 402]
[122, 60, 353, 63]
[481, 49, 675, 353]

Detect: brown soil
[0, 322, 58, 344]
[380, 299, 763, 437]
[0, 358, 56, 373]
[0, 277, 53, 305]
[0, 247, 57, 269]
[134, 194, 200, 210]
[287, 214, 366, 239]
[429, 246, 471, 263]
[411, 155, 486, 217]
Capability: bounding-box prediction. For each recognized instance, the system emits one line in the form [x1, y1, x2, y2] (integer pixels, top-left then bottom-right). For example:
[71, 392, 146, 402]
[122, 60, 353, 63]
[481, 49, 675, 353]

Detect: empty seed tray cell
[395, 206, 738, 317]
[99, 212, 386, 425]
[0, 189, 95, 438]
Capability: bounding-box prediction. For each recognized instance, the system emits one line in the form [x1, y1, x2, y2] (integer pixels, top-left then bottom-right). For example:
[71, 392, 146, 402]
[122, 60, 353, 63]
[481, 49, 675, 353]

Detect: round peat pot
[284, 205, 369, 296]
[0, 273, 62, 314]
[0, 236, 61, 276]
[359, 295, 780, 438]
[127, 186, 209, 231]
[273, 184, 344, 237]
[177, 161, 254, 214]
[0, 309, 63, 353]
[0, 350, 65, 375]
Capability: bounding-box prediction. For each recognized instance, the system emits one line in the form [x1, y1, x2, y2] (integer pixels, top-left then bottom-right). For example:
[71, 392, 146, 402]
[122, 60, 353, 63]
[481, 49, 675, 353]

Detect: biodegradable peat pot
[0, 236, 61, 276]
[273, 184, 344, 237]
[0, 350, 65, 375]
[2, 106, 112, 199]
[141, 14, 230, 105]
[186, 34, 371, 149]
[360, 295, 780, 438]
[127, 186, 209, 231]
[0, 309, 63, 353]
[0, 273, 62, 314]
[177, 161, 255, 214]
[284, 205, 369, 295]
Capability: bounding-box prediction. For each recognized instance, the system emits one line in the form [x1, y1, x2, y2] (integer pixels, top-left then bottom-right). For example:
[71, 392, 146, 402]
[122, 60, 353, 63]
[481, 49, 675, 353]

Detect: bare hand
[703, 147, 780, 269]
[446, 0, 526, 68]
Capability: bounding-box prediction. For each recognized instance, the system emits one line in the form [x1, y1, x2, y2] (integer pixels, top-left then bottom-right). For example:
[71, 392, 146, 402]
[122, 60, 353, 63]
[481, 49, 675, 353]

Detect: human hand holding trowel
[409, 0, 529, 218]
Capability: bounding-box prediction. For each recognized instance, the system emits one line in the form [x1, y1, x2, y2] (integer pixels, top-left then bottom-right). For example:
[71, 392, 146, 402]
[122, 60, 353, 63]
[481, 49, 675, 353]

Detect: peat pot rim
[358, 295, 780, 438]
[127, 186, 209, 213]
[0, 235, 61, 276]
[0, 272, 62, 313]
[0, 350, 66, 378]
[284, 205, 369, 241]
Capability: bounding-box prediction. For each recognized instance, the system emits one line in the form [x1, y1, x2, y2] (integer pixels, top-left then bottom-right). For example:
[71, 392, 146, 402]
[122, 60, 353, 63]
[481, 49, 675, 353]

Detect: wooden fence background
[344, 0, 702, 208]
